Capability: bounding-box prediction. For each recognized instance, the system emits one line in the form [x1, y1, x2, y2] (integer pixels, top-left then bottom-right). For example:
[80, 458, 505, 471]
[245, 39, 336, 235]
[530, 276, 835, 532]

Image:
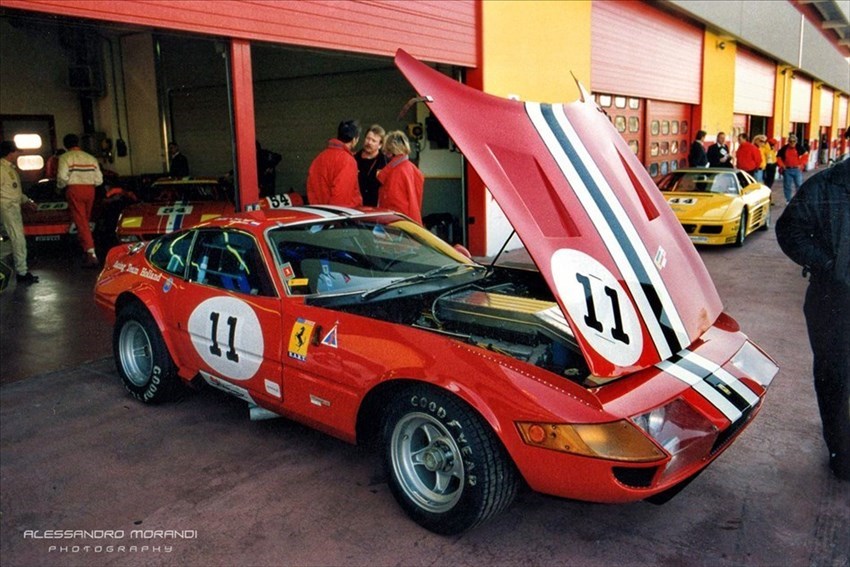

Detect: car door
[164, 228, 285, 408]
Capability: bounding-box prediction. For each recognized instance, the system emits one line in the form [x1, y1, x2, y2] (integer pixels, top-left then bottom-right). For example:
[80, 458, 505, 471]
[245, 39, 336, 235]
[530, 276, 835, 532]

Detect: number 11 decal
[575, 273, 630, 345]
[189, 296, 264, 380]
[551, 248, 642, 368]
[209, 311, 240, 362]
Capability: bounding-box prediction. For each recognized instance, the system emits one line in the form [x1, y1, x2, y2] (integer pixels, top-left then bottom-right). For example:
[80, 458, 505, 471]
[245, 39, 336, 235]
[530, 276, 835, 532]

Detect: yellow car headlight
[120, 216, 143, 228]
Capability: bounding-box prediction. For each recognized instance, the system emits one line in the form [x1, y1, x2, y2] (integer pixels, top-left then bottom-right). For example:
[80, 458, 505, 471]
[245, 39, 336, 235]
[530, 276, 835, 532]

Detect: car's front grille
[681, 224, 696, 234]
[613, 465, 660, 488]
[699, 225, 723, 234]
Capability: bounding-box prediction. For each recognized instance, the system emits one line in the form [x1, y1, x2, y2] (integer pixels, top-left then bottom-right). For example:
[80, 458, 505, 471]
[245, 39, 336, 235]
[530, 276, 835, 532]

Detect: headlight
[633, 406, 666, 439]
[632, 399, 718, 477]
[731, 341, 778, 387]
[516, 421, 666, 462]
[120, 216, 143, 228]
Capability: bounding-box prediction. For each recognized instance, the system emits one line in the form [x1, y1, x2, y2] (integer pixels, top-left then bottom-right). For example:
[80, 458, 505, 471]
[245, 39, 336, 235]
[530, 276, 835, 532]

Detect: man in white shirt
[56, 133, 103, 267]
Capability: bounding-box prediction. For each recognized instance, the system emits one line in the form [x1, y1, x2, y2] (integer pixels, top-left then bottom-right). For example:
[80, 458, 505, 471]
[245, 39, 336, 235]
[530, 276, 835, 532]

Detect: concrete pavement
[1, 180, 847, 566]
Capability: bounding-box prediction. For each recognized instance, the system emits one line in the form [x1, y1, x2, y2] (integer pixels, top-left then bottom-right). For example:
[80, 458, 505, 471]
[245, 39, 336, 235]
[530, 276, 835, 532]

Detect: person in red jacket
[734, 132, 762, 177]
[777, 134, 809, 204]
[377, 130, 425, 224]
[306, 120, 362, 207]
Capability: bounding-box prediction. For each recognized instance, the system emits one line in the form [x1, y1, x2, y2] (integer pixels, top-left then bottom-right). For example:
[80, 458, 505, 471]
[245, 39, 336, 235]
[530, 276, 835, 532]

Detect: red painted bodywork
[95, 209, 771, 503]
[395, 49, 721, 377]
[116, 179, 235, 241]
[22, 199, 75, 240]
[94, 52, 775, 505]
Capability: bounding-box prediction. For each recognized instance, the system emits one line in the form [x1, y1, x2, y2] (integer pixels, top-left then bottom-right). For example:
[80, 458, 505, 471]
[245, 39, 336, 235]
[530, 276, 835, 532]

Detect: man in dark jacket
[168, 142, 189, 177]
[775, 159, 850, 481]
[706, 132, 733, 168]
[688, 130, 708, 168]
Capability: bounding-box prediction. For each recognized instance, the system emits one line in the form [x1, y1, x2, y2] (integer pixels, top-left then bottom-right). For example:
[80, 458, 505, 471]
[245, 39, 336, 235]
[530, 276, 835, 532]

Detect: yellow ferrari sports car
[657, 168, 772, 246]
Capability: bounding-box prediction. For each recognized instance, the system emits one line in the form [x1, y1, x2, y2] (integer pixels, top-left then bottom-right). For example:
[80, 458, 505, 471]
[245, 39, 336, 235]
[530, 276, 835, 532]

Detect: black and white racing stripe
[657, 349, 760, 422]
[282, 206, 349, 219]
[526, 102, 690, 361]
[304, 205, 364, 217]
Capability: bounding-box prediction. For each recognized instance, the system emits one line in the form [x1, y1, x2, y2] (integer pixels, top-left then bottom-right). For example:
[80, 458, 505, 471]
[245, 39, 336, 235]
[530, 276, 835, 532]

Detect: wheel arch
[114, 290, 186, 375]
[355, 378, 505, 453]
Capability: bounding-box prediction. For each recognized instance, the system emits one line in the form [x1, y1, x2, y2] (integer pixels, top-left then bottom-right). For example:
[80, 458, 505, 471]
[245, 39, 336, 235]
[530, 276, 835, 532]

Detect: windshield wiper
[360, 264, 483, 300]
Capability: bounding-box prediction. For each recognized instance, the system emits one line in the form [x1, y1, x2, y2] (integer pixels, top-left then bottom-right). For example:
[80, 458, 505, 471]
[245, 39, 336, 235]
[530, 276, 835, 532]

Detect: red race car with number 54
[94, 50, 777, 535]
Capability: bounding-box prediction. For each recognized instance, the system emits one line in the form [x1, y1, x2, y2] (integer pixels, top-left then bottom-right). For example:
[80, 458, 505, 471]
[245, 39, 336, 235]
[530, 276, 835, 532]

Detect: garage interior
[0, 10, 467, 239]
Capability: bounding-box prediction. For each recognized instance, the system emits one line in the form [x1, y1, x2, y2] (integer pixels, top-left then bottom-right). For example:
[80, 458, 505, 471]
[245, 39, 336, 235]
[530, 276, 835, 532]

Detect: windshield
[658, 172, 740, 195]
[267, 216, 477, 296]
[152, 182, 225, 203]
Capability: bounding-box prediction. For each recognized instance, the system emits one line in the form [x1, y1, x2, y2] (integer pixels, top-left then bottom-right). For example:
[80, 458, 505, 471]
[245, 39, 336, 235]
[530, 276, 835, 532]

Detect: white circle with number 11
[550, 249, 642, 367]
[188, 296, 264, 380]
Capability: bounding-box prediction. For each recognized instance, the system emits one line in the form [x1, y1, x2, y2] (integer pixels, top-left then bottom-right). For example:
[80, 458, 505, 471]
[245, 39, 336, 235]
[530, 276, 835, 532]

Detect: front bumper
[509, 338, 776, 503]
[678, 219, 740, 245]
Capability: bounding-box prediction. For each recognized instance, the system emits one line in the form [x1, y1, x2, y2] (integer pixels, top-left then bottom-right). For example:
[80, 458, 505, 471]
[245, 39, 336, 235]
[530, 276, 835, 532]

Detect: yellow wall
[772, 66, 793, 141]
[480, 0, 591, 103]
[698, 30, 736, 140]
[809, 82, 822, 145]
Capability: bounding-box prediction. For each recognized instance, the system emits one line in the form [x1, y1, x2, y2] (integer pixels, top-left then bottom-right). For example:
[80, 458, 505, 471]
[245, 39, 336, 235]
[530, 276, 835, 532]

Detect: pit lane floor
[1, 192, 848, 566]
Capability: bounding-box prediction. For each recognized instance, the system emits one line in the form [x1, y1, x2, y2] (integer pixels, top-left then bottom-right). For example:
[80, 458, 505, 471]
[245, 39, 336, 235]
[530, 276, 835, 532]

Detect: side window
[189, 230, 275, 297]
[148, 230, 196, 277]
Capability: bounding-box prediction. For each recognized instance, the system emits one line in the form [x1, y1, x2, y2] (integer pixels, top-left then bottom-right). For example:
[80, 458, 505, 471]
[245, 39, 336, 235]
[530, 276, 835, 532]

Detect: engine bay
[414, 283, 589, 381]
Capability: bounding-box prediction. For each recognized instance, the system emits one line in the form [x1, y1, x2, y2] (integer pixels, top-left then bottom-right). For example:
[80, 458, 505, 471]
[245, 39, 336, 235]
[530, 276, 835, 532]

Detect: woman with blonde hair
[762, 137, 779, 190]
[752, 134, 768, 183]
[377, 130, 425, 224]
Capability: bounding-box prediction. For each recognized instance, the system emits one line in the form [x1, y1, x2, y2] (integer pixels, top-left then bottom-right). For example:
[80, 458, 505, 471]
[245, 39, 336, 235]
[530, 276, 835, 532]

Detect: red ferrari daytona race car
[116, 177, 234, 243]
[94, 50, 777, 534]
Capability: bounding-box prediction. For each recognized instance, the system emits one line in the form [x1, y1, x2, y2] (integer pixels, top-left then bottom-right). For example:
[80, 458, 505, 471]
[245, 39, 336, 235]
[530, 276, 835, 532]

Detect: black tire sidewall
[382, 385, 516, 535]
[113, 304, 176, 403]
[736, 209, 748, 246]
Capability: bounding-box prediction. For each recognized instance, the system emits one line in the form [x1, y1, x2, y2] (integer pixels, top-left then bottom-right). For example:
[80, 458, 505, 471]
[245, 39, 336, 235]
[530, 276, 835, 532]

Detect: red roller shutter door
[734, 49, 775, 116]
[0, 0, 476, 66]
[592, 1, 702, 104]
[646, 100, 691, 179]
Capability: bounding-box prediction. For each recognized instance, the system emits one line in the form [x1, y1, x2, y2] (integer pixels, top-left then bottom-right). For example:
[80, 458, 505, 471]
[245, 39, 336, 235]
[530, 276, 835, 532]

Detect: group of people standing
[688, 129, 809, 203]
[1, 133, 103, 286]
[306, 120, 424, 224]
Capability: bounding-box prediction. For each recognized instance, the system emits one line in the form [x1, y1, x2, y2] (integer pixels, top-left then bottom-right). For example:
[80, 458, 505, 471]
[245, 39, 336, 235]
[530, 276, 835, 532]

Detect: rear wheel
[735, 209, 749, 247]
[382, 385, 518, 535]
[113, 303, 179, 404]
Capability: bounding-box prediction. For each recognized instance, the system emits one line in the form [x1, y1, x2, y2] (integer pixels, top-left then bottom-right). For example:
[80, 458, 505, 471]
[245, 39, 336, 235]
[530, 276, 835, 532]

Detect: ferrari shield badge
[288, 318, 315, 361]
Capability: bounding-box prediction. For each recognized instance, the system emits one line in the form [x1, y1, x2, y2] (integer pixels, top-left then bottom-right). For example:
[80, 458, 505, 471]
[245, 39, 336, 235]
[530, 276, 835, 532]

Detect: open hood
[394, 49, 723, 377]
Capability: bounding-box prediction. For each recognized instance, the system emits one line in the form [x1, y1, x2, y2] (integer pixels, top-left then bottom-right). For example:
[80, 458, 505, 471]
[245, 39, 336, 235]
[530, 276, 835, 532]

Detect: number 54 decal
[550, 249, 643, 367]
[188, 296, 264, 380]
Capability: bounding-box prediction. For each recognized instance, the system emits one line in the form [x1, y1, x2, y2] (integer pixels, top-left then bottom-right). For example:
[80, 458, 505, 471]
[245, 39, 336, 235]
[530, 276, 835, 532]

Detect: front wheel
[113, 303, 180, 404]
[759, 204, 771, 231]
[382, 386, 518, 535]
[735, 209, 749, 247]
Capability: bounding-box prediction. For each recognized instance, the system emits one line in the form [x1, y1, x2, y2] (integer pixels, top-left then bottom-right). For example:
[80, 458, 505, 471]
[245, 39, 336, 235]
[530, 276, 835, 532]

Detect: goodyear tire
[113, 303, 179, 404]
[382, 385, 518, 534]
